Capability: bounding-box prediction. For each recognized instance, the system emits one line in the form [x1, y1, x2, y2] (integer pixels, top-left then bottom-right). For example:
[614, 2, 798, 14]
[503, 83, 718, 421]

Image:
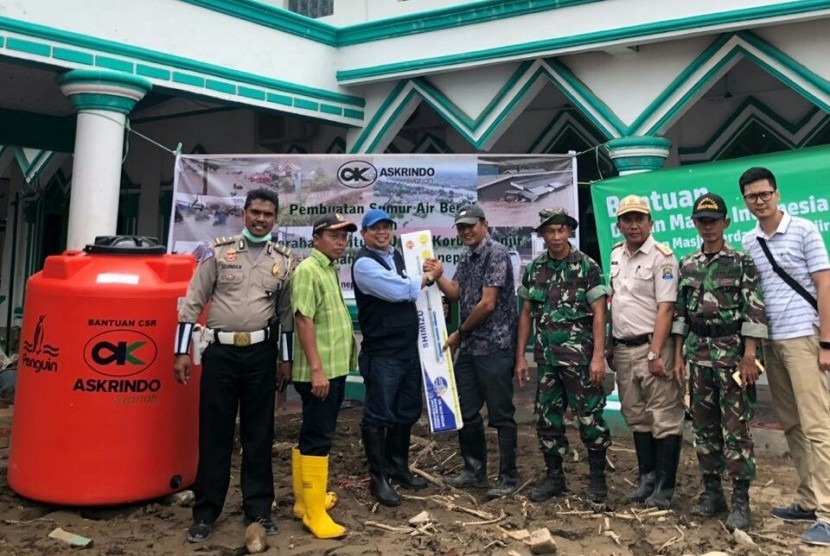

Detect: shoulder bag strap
[757, 237, 817, 310]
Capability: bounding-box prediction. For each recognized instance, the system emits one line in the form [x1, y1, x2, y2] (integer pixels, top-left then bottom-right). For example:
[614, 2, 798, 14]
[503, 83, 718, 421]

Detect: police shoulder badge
[272, 262, 282, 277]
[225, 248, 237, 262]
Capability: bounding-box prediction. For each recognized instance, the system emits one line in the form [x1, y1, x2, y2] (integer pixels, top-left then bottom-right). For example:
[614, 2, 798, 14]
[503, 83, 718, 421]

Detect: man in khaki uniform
[610, 195, 684, 509]
[174, 188, 294, 543]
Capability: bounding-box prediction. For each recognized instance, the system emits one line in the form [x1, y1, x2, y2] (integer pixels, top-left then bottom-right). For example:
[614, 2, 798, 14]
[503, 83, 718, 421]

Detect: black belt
[613, 334, 651, 347]
[689, 322, 741, 338]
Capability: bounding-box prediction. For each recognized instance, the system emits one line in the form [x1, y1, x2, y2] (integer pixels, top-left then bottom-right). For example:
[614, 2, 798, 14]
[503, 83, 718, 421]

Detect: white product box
[400, 231, 463, 433]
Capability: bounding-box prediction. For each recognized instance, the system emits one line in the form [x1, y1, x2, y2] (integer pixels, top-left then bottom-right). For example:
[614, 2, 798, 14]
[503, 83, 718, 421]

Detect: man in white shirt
[740, 166, 830, 547]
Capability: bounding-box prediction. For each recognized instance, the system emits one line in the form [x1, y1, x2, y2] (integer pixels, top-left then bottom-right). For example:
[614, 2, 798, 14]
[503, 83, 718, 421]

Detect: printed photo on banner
[169, 154, 579, 294]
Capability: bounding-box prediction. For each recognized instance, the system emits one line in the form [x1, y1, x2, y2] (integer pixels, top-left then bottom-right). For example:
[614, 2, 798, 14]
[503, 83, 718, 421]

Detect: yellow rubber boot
[292, 447, 338, 520]
[300, 454, 347, 539]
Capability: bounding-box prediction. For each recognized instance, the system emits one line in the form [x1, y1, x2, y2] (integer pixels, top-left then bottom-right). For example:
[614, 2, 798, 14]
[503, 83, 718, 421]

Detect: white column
[57, 70, 151, 250]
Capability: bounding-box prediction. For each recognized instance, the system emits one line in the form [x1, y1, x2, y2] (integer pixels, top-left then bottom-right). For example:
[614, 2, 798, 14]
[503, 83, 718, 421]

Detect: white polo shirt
[743, 211, 830, 340]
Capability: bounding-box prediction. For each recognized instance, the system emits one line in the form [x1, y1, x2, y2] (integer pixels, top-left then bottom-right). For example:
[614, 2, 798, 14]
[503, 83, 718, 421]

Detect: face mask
[241, 228, 270, 243]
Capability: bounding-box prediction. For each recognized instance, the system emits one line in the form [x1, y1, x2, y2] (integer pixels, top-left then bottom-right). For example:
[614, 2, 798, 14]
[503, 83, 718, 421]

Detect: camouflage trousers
[536, 363, 611, 457]
[689, 363, 756, 481]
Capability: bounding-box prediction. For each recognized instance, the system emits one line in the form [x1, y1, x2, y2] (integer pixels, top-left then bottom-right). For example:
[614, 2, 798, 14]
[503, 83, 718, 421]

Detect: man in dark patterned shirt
[425, 204, 519, 498]
[672, 193, 767, 532]
[516, 208, 611, 503]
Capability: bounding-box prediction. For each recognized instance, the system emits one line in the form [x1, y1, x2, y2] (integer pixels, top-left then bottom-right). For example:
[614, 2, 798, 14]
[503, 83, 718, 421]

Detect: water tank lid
[83, 235, 167, 255]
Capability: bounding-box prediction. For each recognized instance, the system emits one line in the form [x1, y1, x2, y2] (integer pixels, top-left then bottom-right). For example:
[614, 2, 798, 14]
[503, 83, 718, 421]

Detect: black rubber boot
[361, 426, 401, 507]
[690, 474, 728, 516]
[528, 454, 566, 502]
[446, 421, 488, 488]
[487, 427, 518, 499]
[629, 432, 656, 502]
[726, 479, 751, 531]
[586, 449, 608, 503]
[644, 434, 683, 509]
[386, 425, 427, 490]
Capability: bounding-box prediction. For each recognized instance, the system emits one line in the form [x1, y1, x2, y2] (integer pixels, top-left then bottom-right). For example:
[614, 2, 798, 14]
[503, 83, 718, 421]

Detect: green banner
[591, 145, 830, 274]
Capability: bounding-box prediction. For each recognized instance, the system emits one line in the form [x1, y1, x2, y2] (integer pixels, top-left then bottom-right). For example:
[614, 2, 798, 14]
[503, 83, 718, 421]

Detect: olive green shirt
[291, 248, 356, 382]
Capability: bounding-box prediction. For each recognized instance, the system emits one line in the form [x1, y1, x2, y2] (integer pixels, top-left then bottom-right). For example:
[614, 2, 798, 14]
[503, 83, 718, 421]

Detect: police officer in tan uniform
[174, 188, 294, 543]
[610, 195, 684, 509]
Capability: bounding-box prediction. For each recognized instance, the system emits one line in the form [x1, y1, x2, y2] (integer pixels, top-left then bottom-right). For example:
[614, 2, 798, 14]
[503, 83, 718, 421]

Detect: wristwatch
[646, 351, 660, 362]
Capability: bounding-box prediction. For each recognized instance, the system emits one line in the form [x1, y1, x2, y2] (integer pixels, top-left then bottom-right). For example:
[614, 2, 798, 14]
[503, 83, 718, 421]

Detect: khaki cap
[616, 195, 651, 217]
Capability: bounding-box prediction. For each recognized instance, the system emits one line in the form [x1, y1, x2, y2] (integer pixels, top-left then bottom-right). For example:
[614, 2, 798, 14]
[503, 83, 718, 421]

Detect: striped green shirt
[291, 248, 356, 382]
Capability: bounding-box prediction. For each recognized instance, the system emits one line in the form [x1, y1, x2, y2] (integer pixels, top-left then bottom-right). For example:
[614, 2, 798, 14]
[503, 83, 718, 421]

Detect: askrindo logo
[83, 329, 158, 378]
[337, 160, 377, 189]
[21, 314, 60, 373]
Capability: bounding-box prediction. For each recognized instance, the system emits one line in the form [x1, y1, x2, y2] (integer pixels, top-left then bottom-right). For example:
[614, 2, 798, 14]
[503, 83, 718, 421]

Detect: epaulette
[611, 241, 624, 249]
[655, 242, 674, 256]
[272, 242, 292, 258]
[213, 236, 236, 247]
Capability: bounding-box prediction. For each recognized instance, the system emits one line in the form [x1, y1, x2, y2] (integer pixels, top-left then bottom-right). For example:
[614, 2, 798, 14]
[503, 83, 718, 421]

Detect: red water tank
[8, 236, 199, 505]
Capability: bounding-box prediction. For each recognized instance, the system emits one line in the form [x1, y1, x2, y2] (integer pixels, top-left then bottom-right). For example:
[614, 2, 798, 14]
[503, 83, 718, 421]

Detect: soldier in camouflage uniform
[516, 208, 610, 503]
[672, 193, 767, 532]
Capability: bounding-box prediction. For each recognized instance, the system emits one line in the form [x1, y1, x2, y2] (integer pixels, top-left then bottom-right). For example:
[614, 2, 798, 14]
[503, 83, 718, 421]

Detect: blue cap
[362, 208, 394, 230]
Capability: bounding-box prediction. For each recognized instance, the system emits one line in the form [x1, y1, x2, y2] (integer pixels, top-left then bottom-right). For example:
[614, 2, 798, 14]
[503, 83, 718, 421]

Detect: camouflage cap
[691, 193, 728, 219]
[616, 195, 651, 217]
[312, 213, 357, 233]
[536, 207, 578, 231]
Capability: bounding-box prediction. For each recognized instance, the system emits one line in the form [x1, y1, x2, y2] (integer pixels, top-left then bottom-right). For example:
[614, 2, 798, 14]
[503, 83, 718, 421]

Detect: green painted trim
[178, 0, 338, 46]
[181, 0, 604, 47]
[545, 59, 624, 137]
[677, 97, 823, 157]
[206, 79, 235, 94]
[343, 108, 364, 120]
[173, 72, 206, 87]
[336, 1, 830, 83]
[96, 55, 134, 73]
[337, 0, 605, 46]
[638, 31, 830, 135]
[606, 136, 671, 150]
[53, 46, 93, 65]
[7, 36, 50, 56]
[0, 16, 364, 110]
[136, 64, 171, 80]
[321, 104, 342, 116]
[239, 86, 266, 100]
[741, 31, 830, 97]
[412, 132, 453, 154]
[529, 108, 606, 153]
[294, 98, 319, 111]
[0, 37, 4, 48]
[325, 137, 346, 153]
[56, 68, 152, 93]
[267, 92, 292, 106]
[628, 34, 733, 134]
[62, 92, 141, 114]
[350, 80, 410, 153]
[364, 88, 420, 153]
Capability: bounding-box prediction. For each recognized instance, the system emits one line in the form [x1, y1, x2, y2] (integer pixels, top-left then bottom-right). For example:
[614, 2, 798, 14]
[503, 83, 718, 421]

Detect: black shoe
[187, 521, 213, 543]
[771, 503, 816, 522]
[586, 449, 608, 503]
[629, 432, 656, 502]
[487, 474, 517, 499]
[447, 421, 488, 489]
[725, 479, 751, 531]
[644, 435, 682, 510]
[690, 474, 728, 517]
[528, 454, 566, 502]
[245, 515, 279, 536]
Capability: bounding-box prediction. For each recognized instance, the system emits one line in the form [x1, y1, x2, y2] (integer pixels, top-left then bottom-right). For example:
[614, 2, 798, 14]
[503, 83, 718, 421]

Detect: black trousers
[192, 341, 277, 524]
[294, 375, 346, 456]
[455, 349, 517, 435]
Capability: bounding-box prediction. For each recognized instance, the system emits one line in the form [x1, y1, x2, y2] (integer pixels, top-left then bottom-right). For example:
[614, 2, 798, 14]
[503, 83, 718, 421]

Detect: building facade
[1, 0, 829, 338]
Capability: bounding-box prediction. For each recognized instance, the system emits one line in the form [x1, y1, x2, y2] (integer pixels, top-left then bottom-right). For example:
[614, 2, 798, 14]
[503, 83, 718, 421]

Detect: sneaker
[803, 521, 830, 546]
[245, 515, 278, 536]
[771, 503, 817, 522]
[186, 521, 212, 543]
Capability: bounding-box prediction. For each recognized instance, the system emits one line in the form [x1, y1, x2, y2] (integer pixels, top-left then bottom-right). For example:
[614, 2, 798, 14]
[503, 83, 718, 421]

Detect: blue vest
[351, 247, 419, 358]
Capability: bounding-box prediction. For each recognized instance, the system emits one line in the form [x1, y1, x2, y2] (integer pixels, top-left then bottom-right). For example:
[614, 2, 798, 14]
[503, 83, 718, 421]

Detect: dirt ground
[0, 405, 827, 556]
